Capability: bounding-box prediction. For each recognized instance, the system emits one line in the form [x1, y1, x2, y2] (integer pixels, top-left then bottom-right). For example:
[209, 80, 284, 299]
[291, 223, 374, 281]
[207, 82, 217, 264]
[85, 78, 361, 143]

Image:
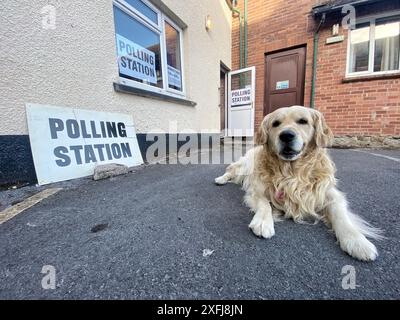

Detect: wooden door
[264, 47, 306, 115]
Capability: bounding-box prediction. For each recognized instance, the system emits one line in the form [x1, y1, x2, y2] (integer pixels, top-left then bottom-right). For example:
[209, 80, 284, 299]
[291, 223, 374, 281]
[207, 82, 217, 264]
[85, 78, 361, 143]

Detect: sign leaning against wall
[26, 104, 143, 185]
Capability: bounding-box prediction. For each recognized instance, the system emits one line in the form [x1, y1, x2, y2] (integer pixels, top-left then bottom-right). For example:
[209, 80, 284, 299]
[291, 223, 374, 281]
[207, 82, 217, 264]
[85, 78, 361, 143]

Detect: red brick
[231, 0, 400, 136]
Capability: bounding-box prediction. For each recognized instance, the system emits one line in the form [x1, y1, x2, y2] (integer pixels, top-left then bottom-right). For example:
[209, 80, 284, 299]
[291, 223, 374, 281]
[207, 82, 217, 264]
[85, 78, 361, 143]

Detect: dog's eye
[297, 118, 308, 125]
[272, 120, 281, 128]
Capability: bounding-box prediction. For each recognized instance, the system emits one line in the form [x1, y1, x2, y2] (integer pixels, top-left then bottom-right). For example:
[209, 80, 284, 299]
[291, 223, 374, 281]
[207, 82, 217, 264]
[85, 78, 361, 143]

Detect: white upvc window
[346, 12, 400, 77]
[113, 0, 185, 97]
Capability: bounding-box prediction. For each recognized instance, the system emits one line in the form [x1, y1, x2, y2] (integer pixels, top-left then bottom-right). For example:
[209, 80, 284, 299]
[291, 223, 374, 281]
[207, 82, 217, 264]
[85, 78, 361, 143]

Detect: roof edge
[312, 0, 385, 16]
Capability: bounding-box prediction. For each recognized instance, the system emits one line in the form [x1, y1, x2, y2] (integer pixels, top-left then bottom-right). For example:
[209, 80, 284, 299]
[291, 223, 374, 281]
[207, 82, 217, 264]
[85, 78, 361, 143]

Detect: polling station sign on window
[167, 65, 182, 90]
[116, 34, 157, 84]
[231, 87, 252, 107]
[26, 104, 143, 185]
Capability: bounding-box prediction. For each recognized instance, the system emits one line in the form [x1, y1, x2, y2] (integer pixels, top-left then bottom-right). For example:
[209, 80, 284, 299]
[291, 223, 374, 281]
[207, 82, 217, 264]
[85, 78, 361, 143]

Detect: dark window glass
[374, 16, 400, 72]
[349, 23, 370, 73]
[113, 6, 163, 88]
[165, 22, 182, 91]
[124, 0, 158, 24]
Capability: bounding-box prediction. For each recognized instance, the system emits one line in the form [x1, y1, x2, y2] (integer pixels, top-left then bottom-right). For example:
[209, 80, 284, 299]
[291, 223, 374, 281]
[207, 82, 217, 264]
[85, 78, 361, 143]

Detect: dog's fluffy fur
[215, 106, 382, 261]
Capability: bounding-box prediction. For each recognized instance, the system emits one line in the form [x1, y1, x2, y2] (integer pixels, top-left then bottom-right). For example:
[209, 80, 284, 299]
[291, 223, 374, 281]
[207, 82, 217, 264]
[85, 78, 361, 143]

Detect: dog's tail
[347, 211, 385, 240]
[325, 188, 385, 241]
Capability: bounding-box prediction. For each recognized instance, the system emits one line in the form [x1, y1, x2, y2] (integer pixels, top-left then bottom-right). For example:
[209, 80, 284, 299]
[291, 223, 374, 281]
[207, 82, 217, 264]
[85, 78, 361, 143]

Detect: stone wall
[333, 136, 400, 149]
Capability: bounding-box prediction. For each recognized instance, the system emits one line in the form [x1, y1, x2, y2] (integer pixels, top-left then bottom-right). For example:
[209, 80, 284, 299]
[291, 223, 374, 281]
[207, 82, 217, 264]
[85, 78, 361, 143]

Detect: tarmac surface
[0, 149, 399, 299]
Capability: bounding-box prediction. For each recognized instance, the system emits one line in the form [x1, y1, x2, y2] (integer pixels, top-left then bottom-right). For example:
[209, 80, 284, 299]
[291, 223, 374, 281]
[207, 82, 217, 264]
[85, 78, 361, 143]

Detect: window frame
[346, 10, 400, 78]
[117, 0, 161, 30]
[113, 0, 185, 98]
[162, 16, 185, 95]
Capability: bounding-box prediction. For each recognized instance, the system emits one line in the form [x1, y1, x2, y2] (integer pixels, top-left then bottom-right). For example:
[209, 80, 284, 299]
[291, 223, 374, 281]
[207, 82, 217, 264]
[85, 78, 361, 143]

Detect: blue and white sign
[116, 34, 157, 84]
[26, 103, 143, 185]
[167, 65, 182, 90]
[276, 80, 289, 90]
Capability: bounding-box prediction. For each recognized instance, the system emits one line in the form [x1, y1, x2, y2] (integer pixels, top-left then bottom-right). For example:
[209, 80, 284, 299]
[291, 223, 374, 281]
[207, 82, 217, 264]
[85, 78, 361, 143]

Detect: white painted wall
[0, 0, 231, 134]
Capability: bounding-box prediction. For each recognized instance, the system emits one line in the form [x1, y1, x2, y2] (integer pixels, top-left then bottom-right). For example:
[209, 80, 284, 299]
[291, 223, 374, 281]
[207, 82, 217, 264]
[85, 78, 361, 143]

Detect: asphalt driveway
[0, 149, 399, 299]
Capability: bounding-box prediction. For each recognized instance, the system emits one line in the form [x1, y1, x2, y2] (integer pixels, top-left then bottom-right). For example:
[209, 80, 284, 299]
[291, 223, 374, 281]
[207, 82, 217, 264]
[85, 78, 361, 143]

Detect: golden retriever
[215, 106, 381, 261]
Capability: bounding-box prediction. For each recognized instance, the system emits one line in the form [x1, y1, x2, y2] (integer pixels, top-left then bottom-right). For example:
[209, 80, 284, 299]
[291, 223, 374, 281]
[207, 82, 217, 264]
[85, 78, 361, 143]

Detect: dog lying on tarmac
[215, 106, 382, 261]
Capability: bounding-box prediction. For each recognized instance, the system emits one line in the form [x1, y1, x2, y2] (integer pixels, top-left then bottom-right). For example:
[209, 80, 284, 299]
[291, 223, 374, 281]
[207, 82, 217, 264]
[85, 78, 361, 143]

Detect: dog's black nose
[279, 130, 296, 143]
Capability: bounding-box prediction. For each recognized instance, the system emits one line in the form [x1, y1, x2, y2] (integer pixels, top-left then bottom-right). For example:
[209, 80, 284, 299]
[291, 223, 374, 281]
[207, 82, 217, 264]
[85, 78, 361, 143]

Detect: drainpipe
[231, 2, 243, 69]
[310, 13, 326, 109]
[243, 0, 248, 68]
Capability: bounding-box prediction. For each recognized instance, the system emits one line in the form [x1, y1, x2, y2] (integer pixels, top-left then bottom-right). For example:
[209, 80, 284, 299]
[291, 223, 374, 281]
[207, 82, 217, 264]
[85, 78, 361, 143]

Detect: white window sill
[113, 82, 196, 107]
[343, 72, 400, 83]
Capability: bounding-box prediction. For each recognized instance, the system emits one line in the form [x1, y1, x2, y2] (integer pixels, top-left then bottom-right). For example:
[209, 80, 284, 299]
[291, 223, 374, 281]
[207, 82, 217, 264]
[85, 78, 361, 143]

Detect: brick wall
[231, 0, 400, 136]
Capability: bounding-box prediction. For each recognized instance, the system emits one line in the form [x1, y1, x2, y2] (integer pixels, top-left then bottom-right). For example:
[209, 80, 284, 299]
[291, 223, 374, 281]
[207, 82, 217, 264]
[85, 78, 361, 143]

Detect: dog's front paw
[249, 216, 275, 239]
[215, 176, 227, 185]
[339, 234, 378, 261]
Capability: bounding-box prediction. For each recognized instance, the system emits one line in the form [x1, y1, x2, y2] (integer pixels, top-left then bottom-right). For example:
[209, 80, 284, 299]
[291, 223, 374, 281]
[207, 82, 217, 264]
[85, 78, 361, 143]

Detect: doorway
[219, 69, 227, 136]
[264, 46, 306, 115]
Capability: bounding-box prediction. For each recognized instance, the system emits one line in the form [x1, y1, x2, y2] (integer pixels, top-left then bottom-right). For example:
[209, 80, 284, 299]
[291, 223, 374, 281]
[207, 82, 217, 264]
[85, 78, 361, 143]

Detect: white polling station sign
[116, 34, 157, 84]
[26, 104, 143, 185]
[231, 88, 252, 106]
[167, 65, 182, 90]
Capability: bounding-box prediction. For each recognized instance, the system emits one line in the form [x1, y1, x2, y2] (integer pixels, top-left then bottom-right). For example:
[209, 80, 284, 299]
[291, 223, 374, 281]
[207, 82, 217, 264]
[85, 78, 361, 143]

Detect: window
[124, 0, 158, 25]
[374, 16, 400, 72]
[349, 23, 370, 73]
[113, 0, 184, 96]
[347, 13, 400, 76]
[165, 21, 182, 91]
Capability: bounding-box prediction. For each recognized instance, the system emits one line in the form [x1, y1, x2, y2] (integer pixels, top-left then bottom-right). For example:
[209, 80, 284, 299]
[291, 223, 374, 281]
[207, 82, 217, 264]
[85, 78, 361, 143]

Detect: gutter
[312, 0, 383, 16]
[310, 13, 326, 109]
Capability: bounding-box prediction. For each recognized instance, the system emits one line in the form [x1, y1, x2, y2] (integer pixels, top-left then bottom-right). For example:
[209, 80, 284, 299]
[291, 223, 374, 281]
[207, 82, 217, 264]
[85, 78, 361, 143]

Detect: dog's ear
[312, 109, 333, 148]
[256, 116, 269, 145]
